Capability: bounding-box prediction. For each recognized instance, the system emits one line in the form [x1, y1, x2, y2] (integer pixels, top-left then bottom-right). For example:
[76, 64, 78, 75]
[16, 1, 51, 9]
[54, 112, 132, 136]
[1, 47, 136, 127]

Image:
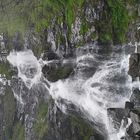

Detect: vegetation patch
[70, 115, 93, 140]
[11, 121, 24, 140]
[106, 0, 130, 43]
[0, 62, 12, 79]
[33, 101, 48, 140]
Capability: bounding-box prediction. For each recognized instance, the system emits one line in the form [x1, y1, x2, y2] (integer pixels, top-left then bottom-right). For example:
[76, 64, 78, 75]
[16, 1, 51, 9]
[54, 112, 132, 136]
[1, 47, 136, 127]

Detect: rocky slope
[0, 0, 140, 140]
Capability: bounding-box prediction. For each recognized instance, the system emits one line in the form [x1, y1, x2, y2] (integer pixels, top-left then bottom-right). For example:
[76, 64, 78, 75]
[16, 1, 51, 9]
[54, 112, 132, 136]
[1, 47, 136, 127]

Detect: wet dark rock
[13, 32, 24, 51]
[126, 107, 140, 138]
[125, 102, 134, 110]
[107, 108, 125, 130]
[43, 50, 59, 61]
[132, 122, 140, 136]
[42, 61, 74, 82]
[130, 110, 140, 123]
[125, 102, 134, 117]
[130, 88, 140, 107]
[126, 123, 134, 137]
[128, 53, 140, 80]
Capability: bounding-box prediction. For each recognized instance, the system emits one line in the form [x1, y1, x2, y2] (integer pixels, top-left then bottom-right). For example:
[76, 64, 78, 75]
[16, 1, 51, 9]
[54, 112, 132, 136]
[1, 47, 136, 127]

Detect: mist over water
[7, 45, 133, 140]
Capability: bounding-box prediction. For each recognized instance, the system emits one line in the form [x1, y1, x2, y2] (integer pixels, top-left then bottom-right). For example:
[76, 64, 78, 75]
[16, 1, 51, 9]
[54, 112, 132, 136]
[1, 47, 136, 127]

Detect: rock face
[125, 53, 140, 140]
[130, 89, 140, 107]
[107, 108, 126, 130]
[128, 53, 140, 81]
[44, 101, 95, 140]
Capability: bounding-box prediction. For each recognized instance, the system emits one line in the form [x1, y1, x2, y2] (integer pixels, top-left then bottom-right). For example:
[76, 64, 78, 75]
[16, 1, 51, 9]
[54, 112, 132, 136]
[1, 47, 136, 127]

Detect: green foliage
[107, 0, 130, 43]
[33, 102, 48, 140]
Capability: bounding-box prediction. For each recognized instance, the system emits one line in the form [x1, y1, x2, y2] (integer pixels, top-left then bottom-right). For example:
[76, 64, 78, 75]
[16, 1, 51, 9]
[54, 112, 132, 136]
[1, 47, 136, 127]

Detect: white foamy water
[49, 48, 132, 140]
[7, 46, 133, 140]
[7, 50, 42, 88]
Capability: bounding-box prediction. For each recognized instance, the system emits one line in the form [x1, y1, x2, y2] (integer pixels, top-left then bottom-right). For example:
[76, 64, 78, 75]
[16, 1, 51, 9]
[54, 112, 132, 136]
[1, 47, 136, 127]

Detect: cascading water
[7, 49, 42, 88]
[7, 44, 134, 140]
[49, 45, 132, 140]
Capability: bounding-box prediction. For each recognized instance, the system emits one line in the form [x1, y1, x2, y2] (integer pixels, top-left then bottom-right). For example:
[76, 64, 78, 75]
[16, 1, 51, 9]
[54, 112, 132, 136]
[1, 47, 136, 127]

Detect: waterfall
[7, 44, 133, 140]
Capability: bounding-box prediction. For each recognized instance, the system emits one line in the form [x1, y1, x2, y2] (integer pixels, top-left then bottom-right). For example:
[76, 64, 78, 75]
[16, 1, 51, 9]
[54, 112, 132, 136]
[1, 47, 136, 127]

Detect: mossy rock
[33, 101, 48, 140]
[70, 116, 94, 140]
[99, 33, 112, 45]
[3, 87, 16, 139]
[11, 121, 24, 140]
[0, 62, 11, 79]
[42, 63, 74, 82]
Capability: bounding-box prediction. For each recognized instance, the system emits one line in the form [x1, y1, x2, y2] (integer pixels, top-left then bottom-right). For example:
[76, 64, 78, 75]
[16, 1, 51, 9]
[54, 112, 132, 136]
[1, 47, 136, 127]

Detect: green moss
[80, 21, 89, 35]
[64, 0, 84, 29]
[0, 0, 85, 34]
[70, 116, 93, 140]
[11, 122, 24, 140]
[0, 62, 12, 79]
[32, 45, 43, 58]
[107, 0, 130, 43]
[0, 0, 28, 35]
[99, 33, 112, 44]
[33, 102, 48, 140]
